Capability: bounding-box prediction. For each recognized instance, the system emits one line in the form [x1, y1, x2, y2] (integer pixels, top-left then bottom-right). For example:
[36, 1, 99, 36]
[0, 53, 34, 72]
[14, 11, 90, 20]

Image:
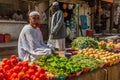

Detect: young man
[48, 2, 67, 51]
[18, 11, 54, 61]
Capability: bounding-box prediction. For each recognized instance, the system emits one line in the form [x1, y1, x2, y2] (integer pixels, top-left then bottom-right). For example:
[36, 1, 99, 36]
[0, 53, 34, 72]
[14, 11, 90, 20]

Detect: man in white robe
[48, 2, 67, 51]
[18, 11, 54, 61]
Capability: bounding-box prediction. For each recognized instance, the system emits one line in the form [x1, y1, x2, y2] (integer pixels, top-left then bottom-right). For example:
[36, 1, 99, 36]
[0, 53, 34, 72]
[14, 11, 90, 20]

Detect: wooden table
[56, 51, 120, 80]
[68, 64, 120, 80]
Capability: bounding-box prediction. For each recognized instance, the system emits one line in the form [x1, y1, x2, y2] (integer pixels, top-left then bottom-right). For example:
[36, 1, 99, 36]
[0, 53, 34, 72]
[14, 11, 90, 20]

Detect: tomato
[27, 69, 35, 75]
[7, 72, 12, 78]
[38, 68, 45, 74]
[35, 72, 40, 78]
[9, 69, 14, 74]
[0, 72, 4, 79]
[18, 72, 25, 80]
[6, 60, 11, 66]
[39, 74, 46, 79]
[0, 68, 3, 73]
[31, 75, 36, 80]
[17, 62, 22, 67]
[13, 66, 20, 73]
[29, 64, 37, 71]
[11, 55, 17, 59]
[1, 63, 6, 68]
[14, 78, 18, 80]
[22, 67, 28, 72]
[11, 73, 17, 79]
[35, 78, 40, 80]
[2, 58, 8, 64]
[25, 73, 31, 79]
[11, 58, 18, 65]
[3, 65, 10, 72]
[22, 61, 29, 68]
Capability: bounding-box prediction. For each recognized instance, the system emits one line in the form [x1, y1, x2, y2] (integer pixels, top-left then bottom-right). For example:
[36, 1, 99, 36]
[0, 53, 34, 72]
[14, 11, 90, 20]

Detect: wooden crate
[68, 69, 106, 80]
[106, 64, 120, 80]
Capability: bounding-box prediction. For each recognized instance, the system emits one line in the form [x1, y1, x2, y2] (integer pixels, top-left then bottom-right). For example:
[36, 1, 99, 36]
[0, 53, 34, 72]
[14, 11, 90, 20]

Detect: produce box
[106, 64, 120, 80]
[68, 69, 106, 80]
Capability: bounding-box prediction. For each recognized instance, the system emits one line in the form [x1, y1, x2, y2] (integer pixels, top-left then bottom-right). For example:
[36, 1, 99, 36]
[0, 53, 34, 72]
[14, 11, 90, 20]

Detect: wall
[35, 0, 49, 24]
[0, 21, 27, 40]
[79, 3, 91, 28]
[49, 0, 81, 4]
[0, 0, 19, 11]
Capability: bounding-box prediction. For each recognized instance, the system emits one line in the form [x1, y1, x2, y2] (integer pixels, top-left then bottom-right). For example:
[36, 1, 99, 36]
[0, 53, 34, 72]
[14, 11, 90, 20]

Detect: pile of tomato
[0, 55, 48, 80]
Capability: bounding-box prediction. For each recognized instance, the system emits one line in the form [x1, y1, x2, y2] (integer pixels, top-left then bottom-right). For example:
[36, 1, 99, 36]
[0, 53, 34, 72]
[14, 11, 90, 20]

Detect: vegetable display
[69, 54, 104, 70]
[78, 48, 120, 63]
[36, 55, 71, 77]
[36, 54, 104, 78]
[0, 55, 48, 80]
[72, 37, 98, 49]
[98, 41, 120, 53]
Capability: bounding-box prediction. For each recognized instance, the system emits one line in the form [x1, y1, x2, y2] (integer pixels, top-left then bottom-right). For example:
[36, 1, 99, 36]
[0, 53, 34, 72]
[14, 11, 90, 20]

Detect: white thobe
[18, 24, 52, 61]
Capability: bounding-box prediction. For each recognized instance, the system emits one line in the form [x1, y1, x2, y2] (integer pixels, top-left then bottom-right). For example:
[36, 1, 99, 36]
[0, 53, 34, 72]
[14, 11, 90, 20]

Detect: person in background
[12, 10, 23, 21]
[48, 1, 67, 51]
[18, 11, 54, 61]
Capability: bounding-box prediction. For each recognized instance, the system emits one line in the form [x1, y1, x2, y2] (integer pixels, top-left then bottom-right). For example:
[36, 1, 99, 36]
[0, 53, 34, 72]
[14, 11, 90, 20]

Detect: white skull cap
[29, 11, 40, 17]
[53, 1, 59, 6]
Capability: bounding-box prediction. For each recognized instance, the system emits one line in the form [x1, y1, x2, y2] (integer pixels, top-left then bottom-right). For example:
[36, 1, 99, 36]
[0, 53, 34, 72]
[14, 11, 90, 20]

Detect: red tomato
[32, 75, 37, 80]
[35, 78, 40, 80]
[11, 58, 18, 65]
[35, 72, 40, 78]
[9, 69, 14, 74]
[6, 60, 11, 66]
[22, 62, 29, 68]
[11, 78, 15, 80]
[0, 72, 4, 79]
[14, 78, 18, 80]
[22, 67, 28, 72]
[18, 72, 25, 80]
[11, 73, 17, 79]
[26, 73, 31, 79]
[27, 69, 35, 75]
[7, 72, 12, 78]
[29, 64, 37, 71]
[0, 68, 3, 73]
[4, 65, 10, 72]
[2, 58, 8, 64]
[1, 63, 6, 68]
[17, 62, 23, 67]
[13, 66, 20, 73]
[11, 55, 17, 59]
[38, 68, 45, 74]
[39, 74, 46, 79]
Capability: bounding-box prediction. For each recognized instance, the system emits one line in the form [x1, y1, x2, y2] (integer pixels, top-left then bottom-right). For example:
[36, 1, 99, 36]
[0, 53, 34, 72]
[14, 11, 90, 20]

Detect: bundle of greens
[72, 37, 98, 49]
[69, 54, 104, 70]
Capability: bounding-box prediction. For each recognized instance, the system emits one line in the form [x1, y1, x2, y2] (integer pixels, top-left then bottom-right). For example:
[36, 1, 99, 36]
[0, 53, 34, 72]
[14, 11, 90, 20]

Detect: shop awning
[102, 0, 113, 3]
[21, 0, 48, 2]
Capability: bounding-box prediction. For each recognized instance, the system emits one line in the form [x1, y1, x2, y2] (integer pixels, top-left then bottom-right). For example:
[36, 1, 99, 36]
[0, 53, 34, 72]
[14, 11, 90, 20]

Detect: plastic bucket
[0, 34, 5, 43]
[86, 30, 93, 37]
[5, 33, 11, 43]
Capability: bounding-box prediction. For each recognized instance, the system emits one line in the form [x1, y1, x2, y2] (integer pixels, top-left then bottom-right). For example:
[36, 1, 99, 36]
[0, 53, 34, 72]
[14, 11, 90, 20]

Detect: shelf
[0, 20, 27, 24]
[0, 41, 18, 48]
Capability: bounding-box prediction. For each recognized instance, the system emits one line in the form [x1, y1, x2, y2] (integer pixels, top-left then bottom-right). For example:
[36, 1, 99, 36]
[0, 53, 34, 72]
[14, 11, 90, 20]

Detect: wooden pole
[110, 2, 114, 33]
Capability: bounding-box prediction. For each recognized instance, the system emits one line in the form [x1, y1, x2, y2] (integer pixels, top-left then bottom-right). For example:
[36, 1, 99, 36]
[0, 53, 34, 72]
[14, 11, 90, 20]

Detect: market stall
[1, 37, 120, 80]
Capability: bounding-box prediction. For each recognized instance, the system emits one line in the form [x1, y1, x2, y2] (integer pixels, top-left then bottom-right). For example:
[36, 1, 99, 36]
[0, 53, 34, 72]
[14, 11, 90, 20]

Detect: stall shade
[102, 0, 113, 3]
